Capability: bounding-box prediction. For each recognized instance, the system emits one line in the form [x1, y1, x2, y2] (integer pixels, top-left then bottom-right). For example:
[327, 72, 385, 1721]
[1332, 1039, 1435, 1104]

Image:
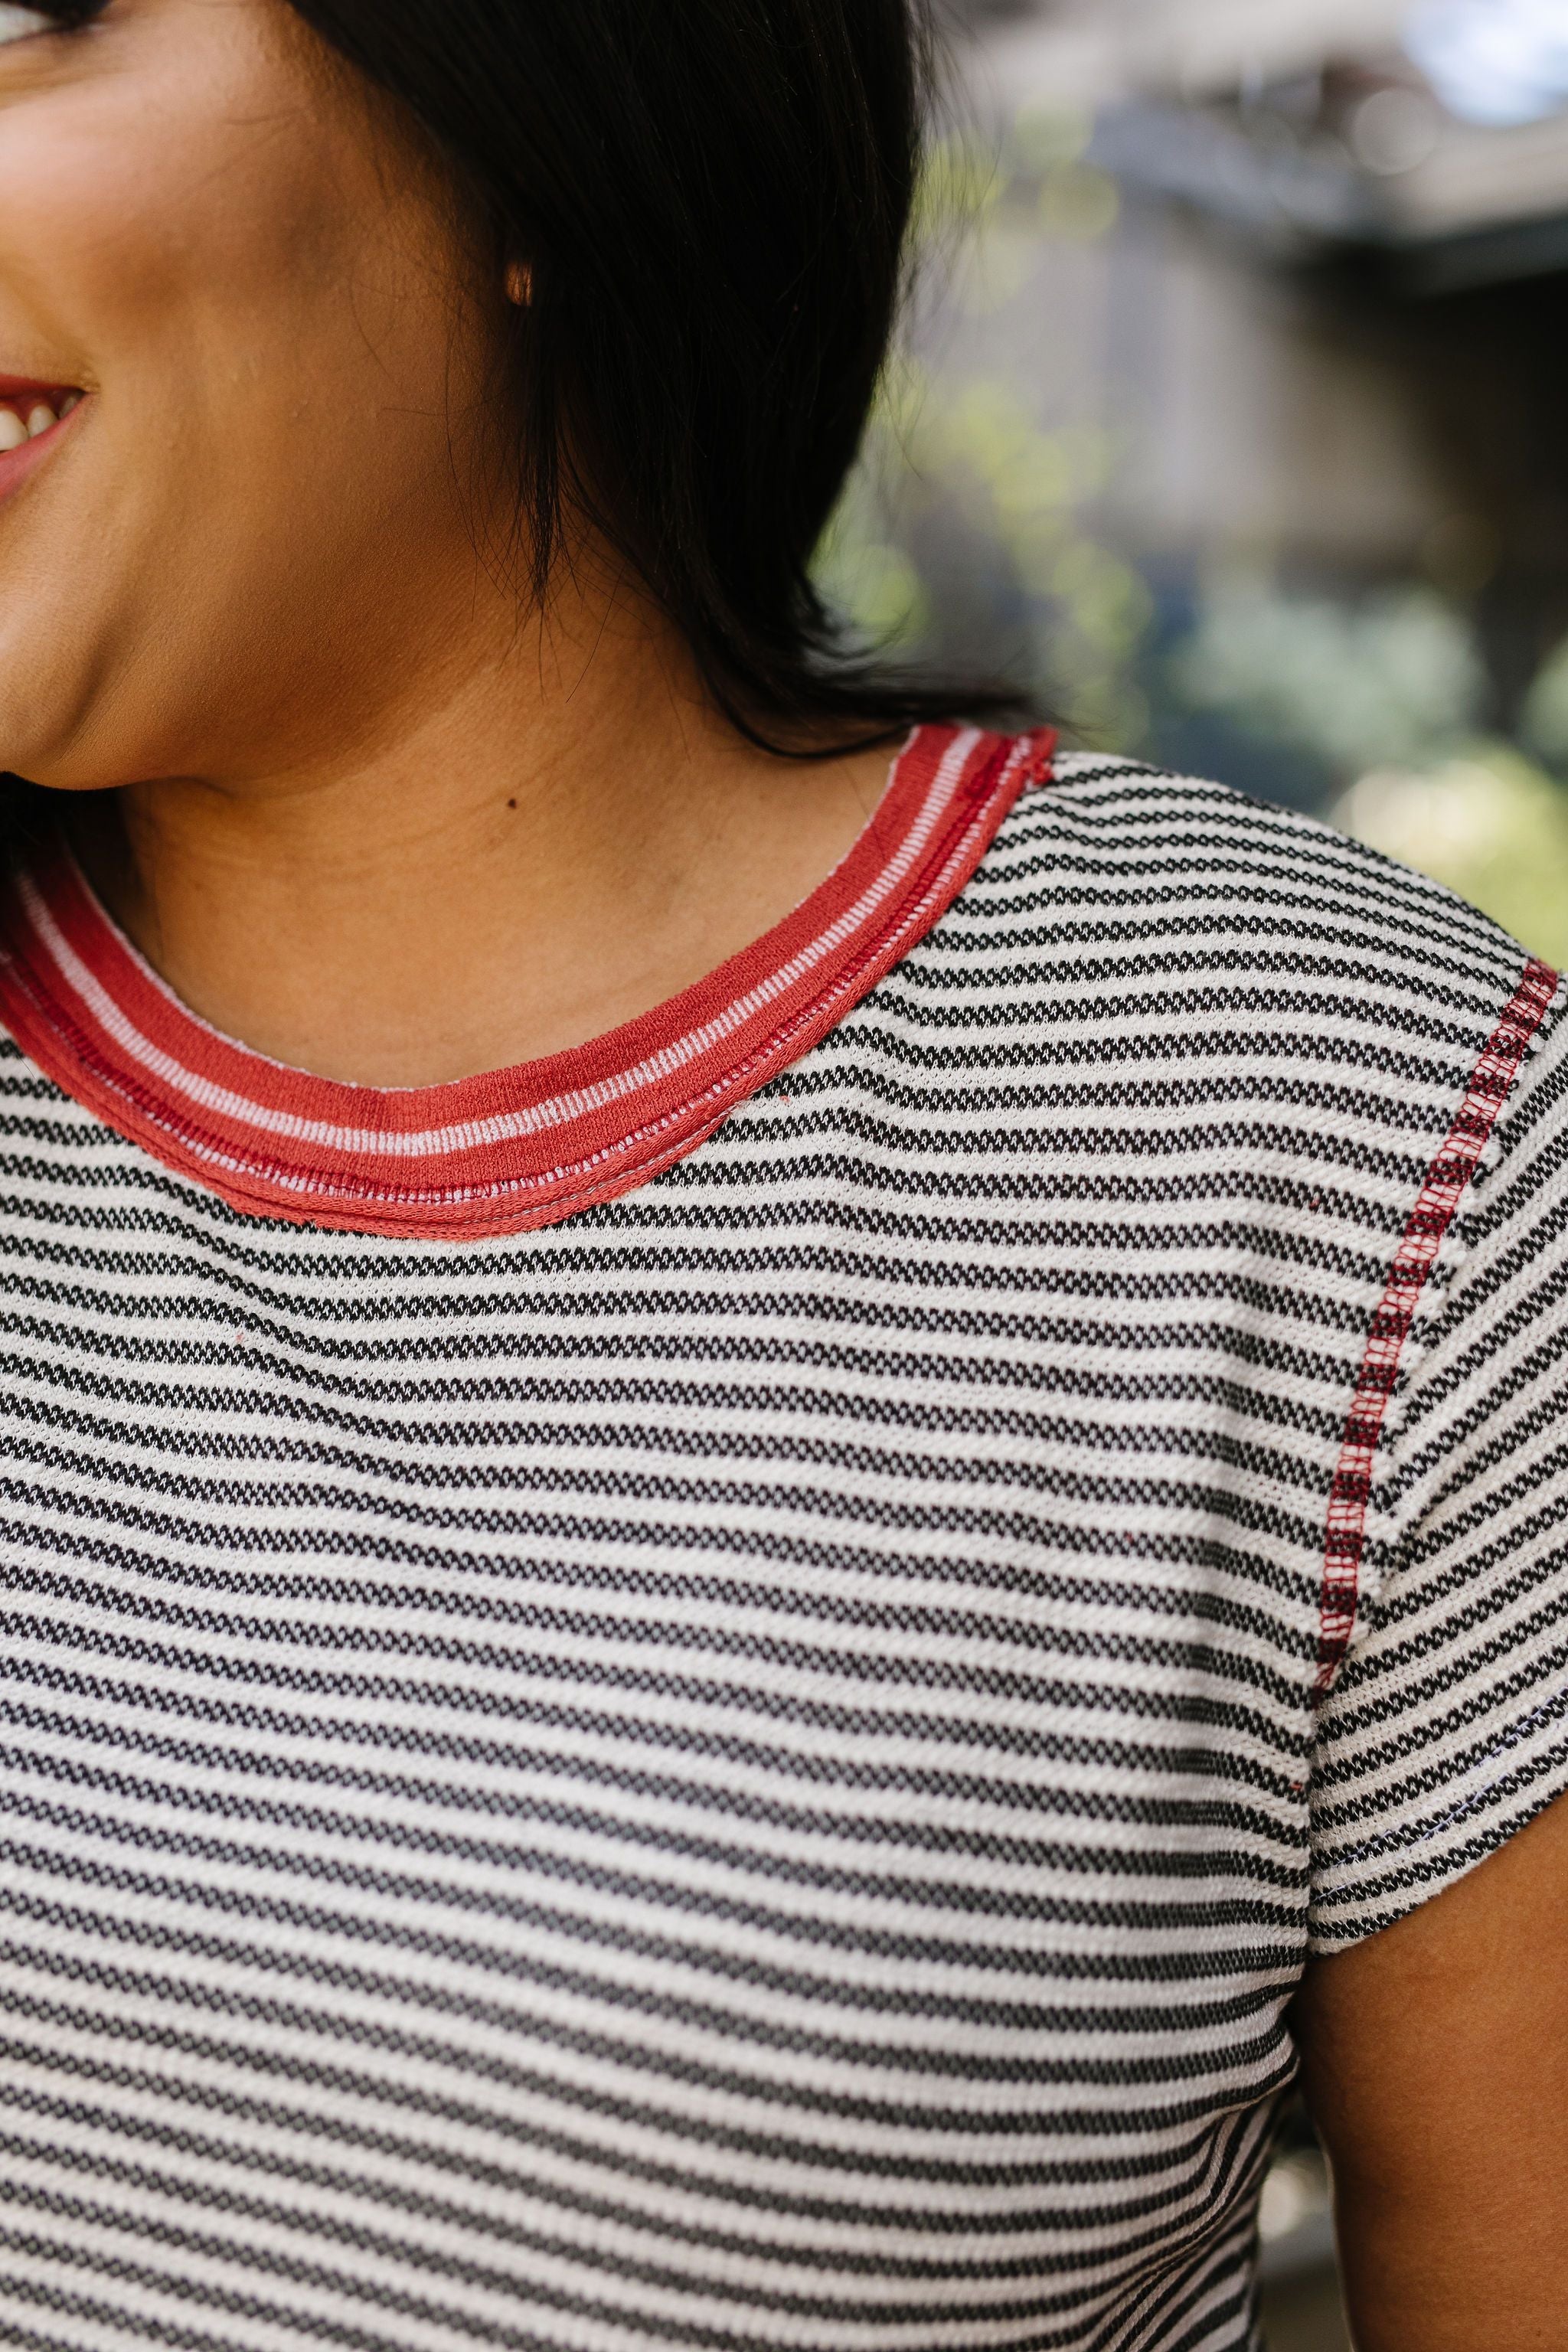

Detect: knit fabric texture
[1, 745, 1566, 2352]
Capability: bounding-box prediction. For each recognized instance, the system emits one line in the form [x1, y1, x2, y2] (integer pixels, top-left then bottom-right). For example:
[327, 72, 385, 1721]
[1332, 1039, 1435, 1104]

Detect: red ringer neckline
[0, 724, 1055, 1240]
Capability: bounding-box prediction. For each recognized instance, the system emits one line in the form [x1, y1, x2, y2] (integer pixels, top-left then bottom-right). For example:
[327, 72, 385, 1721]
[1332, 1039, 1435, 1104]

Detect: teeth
[0, 394, 78, 452]
[0, 394, 77, 451]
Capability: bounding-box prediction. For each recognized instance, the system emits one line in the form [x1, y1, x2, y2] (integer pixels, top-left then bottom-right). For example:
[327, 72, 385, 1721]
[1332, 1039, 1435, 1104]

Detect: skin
[1, 0, 1564, 2335]
[1294, 1791, 1568, 2349]
[0, 0, 889, 1083]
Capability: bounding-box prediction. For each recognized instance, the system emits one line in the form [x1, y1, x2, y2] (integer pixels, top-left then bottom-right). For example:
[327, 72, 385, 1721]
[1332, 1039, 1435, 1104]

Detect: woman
[0, 3, 1563, 2348]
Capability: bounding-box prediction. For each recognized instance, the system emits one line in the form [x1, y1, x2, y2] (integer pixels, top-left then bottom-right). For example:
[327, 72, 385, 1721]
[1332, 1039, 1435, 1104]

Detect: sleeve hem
[1307, 1687, 1568, 1954]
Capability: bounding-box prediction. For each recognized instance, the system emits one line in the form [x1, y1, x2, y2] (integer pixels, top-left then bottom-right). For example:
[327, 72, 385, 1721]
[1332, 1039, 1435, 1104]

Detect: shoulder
[988, 746, 1530, 1003]
[867, 742, 1566, 1309]
[922, 747, 1554, 1081]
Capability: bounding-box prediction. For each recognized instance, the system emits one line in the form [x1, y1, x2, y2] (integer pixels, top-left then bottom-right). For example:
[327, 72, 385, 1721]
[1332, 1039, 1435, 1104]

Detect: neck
[65, 591, 893, 1088]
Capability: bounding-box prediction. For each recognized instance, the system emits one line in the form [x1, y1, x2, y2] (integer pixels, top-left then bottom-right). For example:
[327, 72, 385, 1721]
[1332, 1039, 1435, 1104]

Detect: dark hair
[280, 0, 1009, 750]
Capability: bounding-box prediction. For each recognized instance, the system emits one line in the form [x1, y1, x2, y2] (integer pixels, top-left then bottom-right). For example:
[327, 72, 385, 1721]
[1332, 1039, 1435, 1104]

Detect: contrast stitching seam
[1314, 953, 1560, 1702]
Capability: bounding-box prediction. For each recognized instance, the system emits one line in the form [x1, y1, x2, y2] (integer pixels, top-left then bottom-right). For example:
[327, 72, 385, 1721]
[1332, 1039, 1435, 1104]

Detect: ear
[505, 260, 533, 307]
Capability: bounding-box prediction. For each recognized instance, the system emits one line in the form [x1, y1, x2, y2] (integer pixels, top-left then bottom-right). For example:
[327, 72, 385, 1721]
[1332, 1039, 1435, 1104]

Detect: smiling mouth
[0, 384, 83, 452]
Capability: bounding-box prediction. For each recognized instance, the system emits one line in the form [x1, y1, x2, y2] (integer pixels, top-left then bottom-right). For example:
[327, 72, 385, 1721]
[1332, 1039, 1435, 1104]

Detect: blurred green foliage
[1173, 583, 1486, 776]
[815, 105, 1154, 746]
[815, 102, 1568, 966]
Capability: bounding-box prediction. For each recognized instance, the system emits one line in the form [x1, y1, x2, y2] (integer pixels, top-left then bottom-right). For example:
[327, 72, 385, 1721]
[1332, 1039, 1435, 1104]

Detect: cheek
[0, 31, 493, 785]
[0, 70, 470, 588]
[0, 89, 350, 398]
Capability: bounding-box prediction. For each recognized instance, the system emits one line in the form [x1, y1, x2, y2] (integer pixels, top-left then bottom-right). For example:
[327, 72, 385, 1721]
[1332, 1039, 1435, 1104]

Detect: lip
[0, 381, 87, 505]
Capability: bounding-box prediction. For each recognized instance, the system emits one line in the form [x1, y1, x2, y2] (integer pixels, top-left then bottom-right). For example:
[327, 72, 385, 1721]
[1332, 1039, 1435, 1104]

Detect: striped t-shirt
[1, 724, 1566, 2352]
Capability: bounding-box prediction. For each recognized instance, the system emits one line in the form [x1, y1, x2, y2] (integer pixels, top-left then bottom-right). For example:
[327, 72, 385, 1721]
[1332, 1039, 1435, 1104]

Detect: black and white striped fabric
[2, 752, 1566, 2352]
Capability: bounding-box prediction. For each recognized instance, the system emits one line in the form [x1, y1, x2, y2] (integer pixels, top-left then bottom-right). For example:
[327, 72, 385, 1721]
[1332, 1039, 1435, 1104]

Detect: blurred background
[818, 0, 1568, 2339]
[822, 0, 1568, 972]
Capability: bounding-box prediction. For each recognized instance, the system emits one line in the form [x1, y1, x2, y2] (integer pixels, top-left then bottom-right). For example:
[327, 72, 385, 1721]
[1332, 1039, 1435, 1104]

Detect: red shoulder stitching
[1314, 955, 1560, 1702]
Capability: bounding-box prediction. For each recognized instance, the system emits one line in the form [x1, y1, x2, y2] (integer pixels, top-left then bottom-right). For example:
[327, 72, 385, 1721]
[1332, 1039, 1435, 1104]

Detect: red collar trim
[0, 724, 1054, 1239]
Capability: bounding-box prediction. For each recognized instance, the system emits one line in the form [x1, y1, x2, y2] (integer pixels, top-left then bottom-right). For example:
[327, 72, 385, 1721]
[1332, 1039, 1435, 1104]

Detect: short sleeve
[1309, 990, 1568, 1952]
